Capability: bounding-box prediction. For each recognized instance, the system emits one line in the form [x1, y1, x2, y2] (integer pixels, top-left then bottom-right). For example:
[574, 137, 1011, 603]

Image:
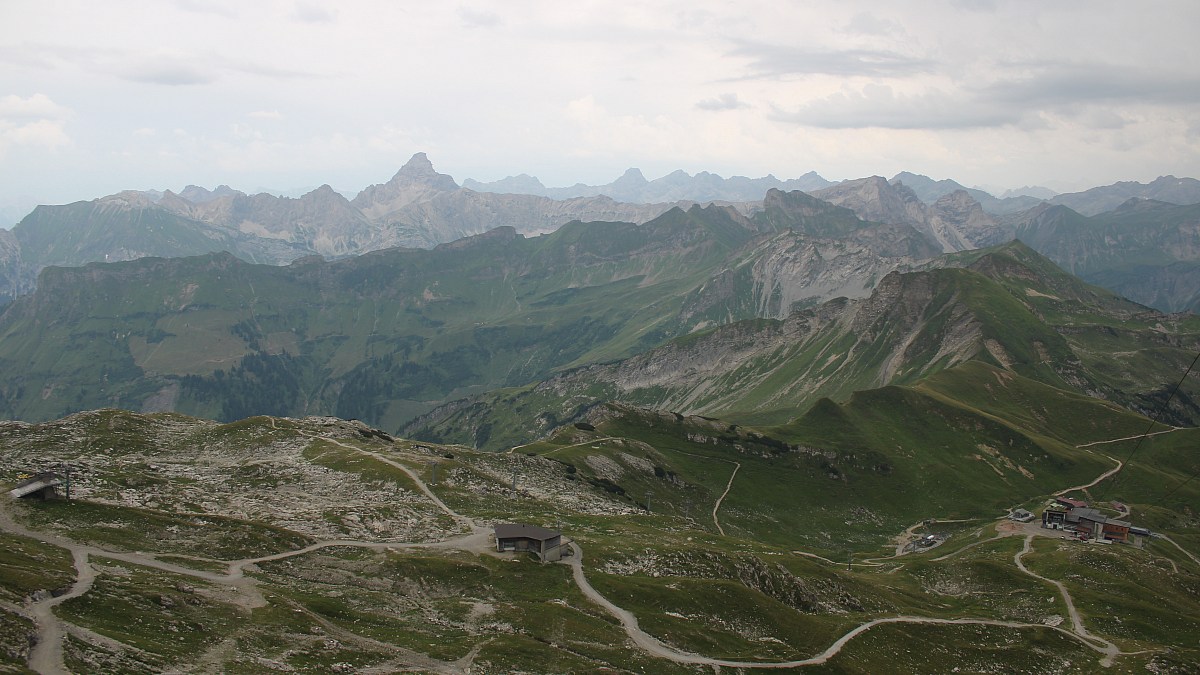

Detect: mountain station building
[494, 524, 564, 562]
[8, 472, 64, 500]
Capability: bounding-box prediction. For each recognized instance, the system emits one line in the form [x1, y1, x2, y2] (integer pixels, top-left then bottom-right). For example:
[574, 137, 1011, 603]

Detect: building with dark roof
[8, 472, 63, 500]
[494, 524, 563, 562]
[1066, 507, 1131, 543]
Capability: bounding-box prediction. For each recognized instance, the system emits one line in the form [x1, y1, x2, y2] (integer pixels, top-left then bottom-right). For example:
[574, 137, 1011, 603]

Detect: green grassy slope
[411, 242, 1200, 449]
[0, 205, 780, 427]
[1, 407, 1197, 672]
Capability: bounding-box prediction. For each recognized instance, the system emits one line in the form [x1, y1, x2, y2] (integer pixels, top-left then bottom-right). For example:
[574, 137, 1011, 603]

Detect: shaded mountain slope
[0, 200, 930, 429]
[406, 242, 1200, 450]
[1014, 200, 1200, 311]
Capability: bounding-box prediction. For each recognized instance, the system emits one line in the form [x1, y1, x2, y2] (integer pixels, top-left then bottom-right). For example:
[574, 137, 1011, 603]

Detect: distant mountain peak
[389, 152, 459, 191]
[614, 168, 648, 185]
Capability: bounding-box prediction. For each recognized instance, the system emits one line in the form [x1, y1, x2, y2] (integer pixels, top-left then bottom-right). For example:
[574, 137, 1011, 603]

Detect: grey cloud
[292, 1, 336, 23]
[842, 13, 904, 37]
[229, 62, 319, 80]
[982, 64, 1200, 107]
[459, 7, 502, 28]
[173, 0, 238, 18]
[696, 93, 748, 111]
[949, 0, 999, 12]
[728, 40, 935, 79]
[122, 64, 215, 86]
[773, 60, 1200, 131]
[773, 85, 1021, 130]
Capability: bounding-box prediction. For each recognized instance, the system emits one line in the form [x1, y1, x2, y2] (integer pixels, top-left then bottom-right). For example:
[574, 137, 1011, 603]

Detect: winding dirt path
[562, 540, 1123, 669]
[26, 549, 97, 675]
[5, 421, 1182, 673]
[1013, 534, 1120, 666]
[659, 446, 741, 536]
[711, 461, 740, 536]
[1059, 453, 1123, 495]
[1159, 534, 1200, 568]
[3, 426, 495, 675]
[1076, 428, 1181, 448]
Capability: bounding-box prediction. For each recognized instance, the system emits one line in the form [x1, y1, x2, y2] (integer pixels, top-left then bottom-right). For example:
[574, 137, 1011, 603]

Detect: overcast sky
[3, 0, 1199, 221]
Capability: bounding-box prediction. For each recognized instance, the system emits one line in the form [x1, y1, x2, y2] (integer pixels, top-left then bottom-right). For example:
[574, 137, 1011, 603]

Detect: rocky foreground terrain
[1, 407, 1198, 673]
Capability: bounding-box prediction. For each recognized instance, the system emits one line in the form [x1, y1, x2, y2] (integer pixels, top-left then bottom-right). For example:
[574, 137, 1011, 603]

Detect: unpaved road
[711, 461, 740, 536]
[562, 540, 1122, 669]
[1013, 534, 1120, 666]
[6, 423, 1184, 673]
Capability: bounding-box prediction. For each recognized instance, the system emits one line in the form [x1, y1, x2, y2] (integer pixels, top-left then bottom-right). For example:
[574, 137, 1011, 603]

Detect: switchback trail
[1060, 453, 1124, 494]
[1013, 534, 1121, 666]
[5, 420, 1177, 672]
[562, 540, 1125, 669]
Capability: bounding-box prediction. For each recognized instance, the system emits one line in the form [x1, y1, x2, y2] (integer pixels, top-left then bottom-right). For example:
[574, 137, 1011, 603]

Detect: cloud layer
[0, 0, 1197, 210]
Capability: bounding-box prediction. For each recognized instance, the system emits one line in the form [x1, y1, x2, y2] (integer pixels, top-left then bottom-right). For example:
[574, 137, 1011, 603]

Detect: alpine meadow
[4, 2, 1200, 673]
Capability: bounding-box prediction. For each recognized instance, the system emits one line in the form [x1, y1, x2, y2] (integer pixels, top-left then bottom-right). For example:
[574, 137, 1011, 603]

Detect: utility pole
[846, 550, 852, 572]
[55, 463, 73, 500]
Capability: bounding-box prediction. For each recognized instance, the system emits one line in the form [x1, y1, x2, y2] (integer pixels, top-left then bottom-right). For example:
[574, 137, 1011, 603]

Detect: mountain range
[4, 156, 1200, 672]
[5, 154, 1200, 310]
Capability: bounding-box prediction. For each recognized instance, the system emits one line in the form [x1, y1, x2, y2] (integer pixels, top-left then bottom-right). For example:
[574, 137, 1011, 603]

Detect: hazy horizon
[3, 0, 1199, 219]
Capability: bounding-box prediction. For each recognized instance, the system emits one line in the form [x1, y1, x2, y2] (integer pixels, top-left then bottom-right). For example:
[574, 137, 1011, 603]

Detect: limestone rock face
[814, 179, 1003, 254]
[351, 152, 461, 220]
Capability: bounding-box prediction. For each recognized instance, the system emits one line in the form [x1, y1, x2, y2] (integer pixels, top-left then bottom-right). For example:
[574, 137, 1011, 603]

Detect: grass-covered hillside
[1, 405, 1196, 673]
[410, 242, 1200, 450]
[0, 200, 927, 431]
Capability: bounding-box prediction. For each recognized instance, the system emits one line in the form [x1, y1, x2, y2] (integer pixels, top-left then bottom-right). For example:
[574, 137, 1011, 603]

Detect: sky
[2, 0, 1200, 223]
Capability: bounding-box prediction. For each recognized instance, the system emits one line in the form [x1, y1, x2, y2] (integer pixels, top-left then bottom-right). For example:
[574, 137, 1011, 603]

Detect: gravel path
[5, 421, 1185, 672]
[1013, 534, 1120, 666]
[562, 540, 1121, 669]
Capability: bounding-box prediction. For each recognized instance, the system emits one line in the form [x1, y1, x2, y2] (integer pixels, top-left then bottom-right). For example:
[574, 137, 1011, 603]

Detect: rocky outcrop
[813, 179, 1003, 254]
[351, 152, 460, 220]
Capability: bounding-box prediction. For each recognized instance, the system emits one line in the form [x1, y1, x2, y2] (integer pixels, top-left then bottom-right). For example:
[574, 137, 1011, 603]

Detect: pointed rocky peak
[179, 185, 212, 203]
[302, 184, 341, 199]
[613, 168, 648, 187]
[352, 152, 459, 215]
[389, 152, 459, 191]
[157, 190, 194, 212]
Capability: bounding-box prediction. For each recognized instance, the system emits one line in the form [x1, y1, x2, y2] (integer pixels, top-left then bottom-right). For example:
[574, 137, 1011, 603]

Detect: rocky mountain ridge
[0, 199, 942, 428]
[405, 241, 1200, 450]
[0, 153, 698, 301]
[463, 166, 835, 203]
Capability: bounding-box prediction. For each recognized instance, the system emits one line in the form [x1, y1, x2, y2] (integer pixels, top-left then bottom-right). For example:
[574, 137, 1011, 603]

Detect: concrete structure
[1010, 508, 1035, 523]
[1042, 506, 1068, 528]
[494, 523, 563, 562]
[8, 472, 63, 500]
